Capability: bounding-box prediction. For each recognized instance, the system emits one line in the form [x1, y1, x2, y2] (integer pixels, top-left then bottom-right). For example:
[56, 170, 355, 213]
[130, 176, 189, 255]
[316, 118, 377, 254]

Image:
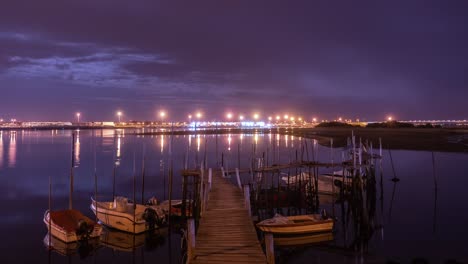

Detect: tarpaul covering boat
[90, 196, 165, 234]
[43, 209, 102, 243]
[256, 214, 333, 235]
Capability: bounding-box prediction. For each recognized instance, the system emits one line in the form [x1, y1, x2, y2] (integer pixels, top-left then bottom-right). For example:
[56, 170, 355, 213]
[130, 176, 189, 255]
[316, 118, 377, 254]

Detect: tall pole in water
[69, 132, 75, 209]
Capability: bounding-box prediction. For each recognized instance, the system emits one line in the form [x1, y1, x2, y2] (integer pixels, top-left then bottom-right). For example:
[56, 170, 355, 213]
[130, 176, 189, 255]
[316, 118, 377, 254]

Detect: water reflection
[8, 131, 17, 168]
[0, 131, 3, 168]
[0, 130, 466, 263]
[74, 130, 80, 167]
[116, 135, 122, 164]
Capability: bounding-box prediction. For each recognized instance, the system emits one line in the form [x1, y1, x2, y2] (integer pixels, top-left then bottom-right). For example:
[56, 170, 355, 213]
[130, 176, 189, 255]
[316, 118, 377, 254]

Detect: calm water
[0, 129, 467, 263]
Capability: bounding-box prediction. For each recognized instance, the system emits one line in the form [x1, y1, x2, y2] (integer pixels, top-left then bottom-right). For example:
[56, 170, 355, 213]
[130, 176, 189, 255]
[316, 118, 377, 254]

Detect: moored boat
[148, 198, 193, 218]
[91, 196, 165, 234]
[281, 172, 351, 195]
[43, 209, 102, 243]
[256, 214, 333, 235]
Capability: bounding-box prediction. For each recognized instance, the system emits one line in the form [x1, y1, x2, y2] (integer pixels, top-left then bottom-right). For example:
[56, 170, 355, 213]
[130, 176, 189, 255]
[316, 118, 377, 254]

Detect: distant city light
[298, 117, 302, 121]
[338, 117, 342, 122]
[117, 111, 123, 122]
[312, 117, 317, 122]
[388, 116, 393, 121]
[226, 113, 233, 119]
[290, 117, 295, 121]
[284, 114, 289, 119]
[276, 115, 280, 120]
[196, 112, 202, 119]
[253, 113, 259, 120]
[268, 116, 272, 121]
[188, 114, 192, 119]
[76, 112, 81, 123]
[239, 115, 244, 120]
[159, 111, 166, 118]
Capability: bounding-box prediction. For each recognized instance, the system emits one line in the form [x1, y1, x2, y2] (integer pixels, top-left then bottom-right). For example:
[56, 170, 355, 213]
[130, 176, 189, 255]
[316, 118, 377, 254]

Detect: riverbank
[135, 127, 468, 153]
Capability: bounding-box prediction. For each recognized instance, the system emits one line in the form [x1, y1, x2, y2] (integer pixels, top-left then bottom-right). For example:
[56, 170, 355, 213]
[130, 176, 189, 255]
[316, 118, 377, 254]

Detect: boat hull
[274, 232, 334, 246]
[257, 221, 333, 235]
[256, 214, 333, 235]
[43, 210, 102, 243]
[91, 199, 154, 234]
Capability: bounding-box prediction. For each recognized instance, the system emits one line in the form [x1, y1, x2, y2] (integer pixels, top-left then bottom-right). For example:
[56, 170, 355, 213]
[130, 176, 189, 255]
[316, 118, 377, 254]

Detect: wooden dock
[189, 171, 267, 264]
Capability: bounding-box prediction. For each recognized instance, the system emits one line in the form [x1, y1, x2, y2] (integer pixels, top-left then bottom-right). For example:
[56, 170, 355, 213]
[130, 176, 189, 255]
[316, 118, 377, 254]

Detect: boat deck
[190, 171, 266, 264]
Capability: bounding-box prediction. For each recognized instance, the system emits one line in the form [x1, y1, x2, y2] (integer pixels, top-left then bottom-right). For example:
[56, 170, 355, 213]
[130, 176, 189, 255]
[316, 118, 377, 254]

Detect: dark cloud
[0, 0, 467, 120]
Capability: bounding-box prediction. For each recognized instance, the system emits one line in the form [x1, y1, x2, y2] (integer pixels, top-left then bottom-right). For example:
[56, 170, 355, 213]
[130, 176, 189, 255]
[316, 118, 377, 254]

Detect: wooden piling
[265, 233, 275, 264]
[208, 168, 212, 191]
[187, 219, 196, 261]
[244, 184, 251, 217]
[236, 168, 242, 189]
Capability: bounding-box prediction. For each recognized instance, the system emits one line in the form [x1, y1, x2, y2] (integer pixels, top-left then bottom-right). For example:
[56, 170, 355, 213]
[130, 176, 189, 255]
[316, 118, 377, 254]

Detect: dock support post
[208, 168, 212, 191]
[236, 168, 242, 189]
[243, 184, 251, 217]
[200, 163, 205, 214]
[187, 219, 196, 261]
[265, 233, 275, 264]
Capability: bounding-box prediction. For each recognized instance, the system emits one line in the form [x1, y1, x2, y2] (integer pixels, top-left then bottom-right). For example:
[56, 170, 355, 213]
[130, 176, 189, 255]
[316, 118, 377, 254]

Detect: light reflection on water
[0, 129, 467, 263]
[8, 131, 17, 168]
[0, 131, 3, 168]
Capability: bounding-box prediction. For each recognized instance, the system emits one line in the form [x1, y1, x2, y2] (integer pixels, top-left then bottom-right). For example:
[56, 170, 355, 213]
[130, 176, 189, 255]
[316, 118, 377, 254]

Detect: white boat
[90, 196, 164, 234]
[153, 199, 193, 217]
[43, 209, 102, 243]
[281, 172, 350, 195]
[256, 214, 333, 235]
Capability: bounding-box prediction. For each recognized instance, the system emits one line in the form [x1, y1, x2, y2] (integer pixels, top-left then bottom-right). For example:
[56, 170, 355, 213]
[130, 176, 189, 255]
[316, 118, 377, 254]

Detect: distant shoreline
[1, 126, 467, 153]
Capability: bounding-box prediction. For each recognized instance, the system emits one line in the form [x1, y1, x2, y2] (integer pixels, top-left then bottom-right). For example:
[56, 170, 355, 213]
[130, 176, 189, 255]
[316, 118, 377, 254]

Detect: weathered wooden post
[200, 162, 205, 214]
[236, 168, 242, 190]
[208, 168, 212, 191]
[265, 233, 275, 264]
[243, 184, 251, 217]
[187, 219, 196, 261]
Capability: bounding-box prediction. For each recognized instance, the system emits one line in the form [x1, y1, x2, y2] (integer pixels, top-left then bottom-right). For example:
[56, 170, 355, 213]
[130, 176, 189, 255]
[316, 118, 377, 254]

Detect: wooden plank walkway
[190, 172, 266, 264]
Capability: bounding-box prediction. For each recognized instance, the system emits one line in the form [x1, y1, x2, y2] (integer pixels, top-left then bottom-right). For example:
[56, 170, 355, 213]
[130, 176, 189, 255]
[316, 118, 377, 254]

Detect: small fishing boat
[148, 198, 193, 218]
[159, 200, 194, 217]
[280, 171, 350, 195]
[43, 209, 102, 243]
[256, 213, 333, 235]
[90, 196, 165, 234]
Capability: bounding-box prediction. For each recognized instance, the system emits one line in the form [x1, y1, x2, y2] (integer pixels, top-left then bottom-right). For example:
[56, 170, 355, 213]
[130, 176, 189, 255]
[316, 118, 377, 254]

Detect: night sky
[1, 1, 467, 122]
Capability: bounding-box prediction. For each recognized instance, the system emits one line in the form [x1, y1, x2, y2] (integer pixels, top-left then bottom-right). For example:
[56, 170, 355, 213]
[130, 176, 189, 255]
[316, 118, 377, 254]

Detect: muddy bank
[135, 127, 468, 153]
